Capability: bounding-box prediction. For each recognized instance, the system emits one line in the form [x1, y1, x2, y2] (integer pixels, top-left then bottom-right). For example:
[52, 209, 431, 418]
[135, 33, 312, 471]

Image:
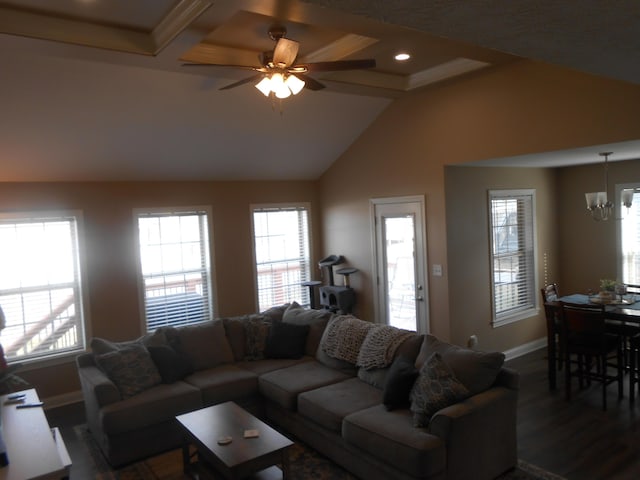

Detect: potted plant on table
[599, 279, 617, 302]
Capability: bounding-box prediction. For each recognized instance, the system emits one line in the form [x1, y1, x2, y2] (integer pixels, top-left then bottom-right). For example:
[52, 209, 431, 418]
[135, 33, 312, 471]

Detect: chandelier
[585, 152, 634, 221]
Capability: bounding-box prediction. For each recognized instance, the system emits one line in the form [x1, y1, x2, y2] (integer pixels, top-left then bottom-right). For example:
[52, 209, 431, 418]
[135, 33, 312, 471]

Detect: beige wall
[557, 159, 640, 294]
[0, 181, 320, 399]
[319, 59, 640, 344]
[445, 167, 558, 351]
[7, 58, 640, 401]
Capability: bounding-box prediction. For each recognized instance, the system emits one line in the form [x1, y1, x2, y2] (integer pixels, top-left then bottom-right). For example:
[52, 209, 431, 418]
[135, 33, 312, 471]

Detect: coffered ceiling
[0, 0, 638, 181]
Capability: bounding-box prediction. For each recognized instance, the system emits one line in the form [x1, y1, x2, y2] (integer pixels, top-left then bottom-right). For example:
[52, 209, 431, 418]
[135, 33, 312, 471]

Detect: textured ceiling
[303, 0, 640, 86]
[1, 0, 640, 181]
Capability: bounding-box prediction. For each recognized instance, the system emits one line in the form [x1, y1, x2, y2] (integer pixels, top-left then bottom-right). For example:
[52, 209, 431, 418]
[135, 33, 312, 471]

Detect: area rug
[75, 425, 565, 480]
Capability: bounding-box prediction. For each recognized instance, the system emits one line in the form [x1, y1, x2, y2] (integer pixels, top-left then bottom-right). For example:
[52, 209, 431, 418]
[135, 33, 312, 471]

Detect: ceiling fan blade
[299, 59, 376, 72]
[273, 38, 299, 67]
[182, 62, 264, 71]
[294, 73, 325, 91]
[219, 74, 264, 91]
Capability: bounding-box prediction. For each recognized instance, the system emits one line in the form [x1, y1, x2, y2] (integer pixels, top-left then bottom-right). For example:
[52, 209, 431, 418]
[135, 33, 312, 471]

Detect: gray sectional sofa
[76, 302, 519, 479]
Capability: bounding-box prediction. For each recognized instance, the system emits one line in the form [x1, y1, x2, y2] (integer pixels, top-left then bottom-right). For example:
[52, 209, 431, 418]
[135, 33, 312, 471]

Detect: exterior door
[372, 196, 429, 333]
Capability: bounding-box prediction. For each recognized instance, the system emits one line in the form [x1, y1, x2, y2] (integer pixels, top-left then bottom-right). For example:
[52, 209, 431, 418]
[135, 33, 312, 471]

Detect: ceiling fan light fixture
[285, 74, 305, 95]
[255, 76, 273, 96]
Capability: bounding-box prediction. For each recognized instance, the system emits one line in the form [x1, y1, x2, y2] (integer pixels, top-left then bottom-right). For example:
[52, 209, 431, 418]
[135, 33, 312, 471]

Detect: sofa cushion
[101, 381, 202, 435]
[147, 345, 194, 383]
[298, 377, 383, 433]
[223, 316, 247, 361]
[342, 404, 446, 479]
[237, 357, 312, 375]
[410, 352, 469, 427]
[282, 302, 332, 356]
[258, 361, 351, 410]
[183, 364, 259, 405]
[244, 316, 271, 361]
[282, 301, 331, 324]
[383, 356, 419, 411]
[169, 319, 234, 370]
[265, 321, 309, 359]
[416, 334, 505, 396]
[94, 344, 162, 398]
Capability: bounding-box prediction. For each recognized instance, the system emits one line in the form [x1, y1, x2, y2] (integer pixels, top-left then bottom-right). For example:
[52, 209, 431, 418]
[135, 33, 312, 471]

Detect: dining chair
[560, 301, 624, 411]
[629, 334, 640, 404]
[541, 284, 562, 371]
[606, 283, 640, 372]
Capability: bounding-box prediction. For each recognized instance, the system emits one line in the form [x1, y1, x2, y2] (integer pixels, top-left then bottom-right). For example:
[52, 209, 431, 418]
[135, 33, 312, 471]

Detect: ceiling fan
[183, 25, 376, 98]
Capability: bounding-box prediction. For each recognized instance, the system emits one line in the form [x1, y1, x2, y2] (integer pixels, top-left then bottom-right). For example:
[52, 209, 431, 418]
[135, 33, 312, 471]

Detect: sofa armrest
[494, 366, 519, 390]
[76, 354, 121, 407]
[428, 385, 518, 480]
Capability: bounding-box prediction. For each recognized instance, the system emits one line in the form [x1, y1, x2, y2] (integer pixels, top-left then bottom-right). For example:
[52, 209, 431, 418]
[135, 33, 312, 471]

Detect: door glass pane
[384, 216, 417, 330]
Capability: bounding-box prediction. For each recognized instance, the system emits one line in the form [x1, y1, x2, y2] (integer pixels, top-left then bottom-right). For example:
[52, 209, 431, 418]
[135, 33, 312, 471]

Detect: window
[0, 211, 87, 363]
[251, 204, 311, 311]
[488, 190, 537, 326]
[619, 186, 640, 284]
[135, 207, 213, 332]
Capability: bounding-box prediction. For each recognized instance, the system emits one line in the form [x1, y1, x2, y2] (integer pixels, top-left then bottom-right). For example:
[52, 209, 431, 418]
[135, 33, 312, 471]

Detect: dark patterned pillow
[244, 317, 271, 360]
[409, 352, 469, 427]
[95, 344, 162, 398]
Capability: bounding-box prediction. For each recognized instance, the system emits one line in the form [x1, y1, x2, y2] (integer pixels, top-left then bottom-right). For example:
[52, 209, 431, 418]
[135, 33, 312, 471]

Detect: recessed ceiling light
[395, 53, 411, 61]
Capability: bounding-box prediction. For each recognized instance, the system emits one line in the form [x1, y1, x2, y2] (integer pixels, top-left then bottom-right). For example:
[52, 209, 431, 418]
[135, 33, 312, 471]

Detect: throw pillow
[260, 303, 291, 323]
[244, 317, 271, 360]
[90, 329, 168, 355]
[147, 345, 194, 383]
[265, 321, 310, 359]
[410, 352, 469, 427]
[282, 301, 332, 356]
[415, 334, 505, 396]
[383, 356, 419, 411]
[171, 319, 234, 370]
[95, 344, 162, 398]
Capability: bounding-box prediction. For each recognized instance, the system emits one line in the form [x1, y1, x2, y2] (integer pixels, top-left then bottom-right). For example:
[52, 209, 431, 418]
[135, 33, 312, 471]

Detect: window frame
[488, 189, 538, 327]
[616, 183, 640, 284]
[250, 203, 313, 312]
[0, 209, 90, 365]
[133, 206, 215, 333]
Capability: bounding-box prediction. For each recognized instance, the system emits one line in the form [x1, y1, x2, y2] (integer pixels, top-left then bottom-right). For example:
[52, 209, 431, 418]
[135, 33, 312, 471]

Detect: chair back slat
[541, 283, 560, 303]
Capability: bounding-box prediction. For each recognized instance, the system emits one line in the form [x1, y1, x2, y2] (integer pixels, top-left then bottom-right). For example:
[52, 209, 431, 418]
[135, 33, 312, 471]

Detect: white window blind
[620, 189, 640, 284]
[252, 205, 311, 311]
[0, 212, 86, 362]
[136, 208, 213, 331]
[488, 190, 536, 326]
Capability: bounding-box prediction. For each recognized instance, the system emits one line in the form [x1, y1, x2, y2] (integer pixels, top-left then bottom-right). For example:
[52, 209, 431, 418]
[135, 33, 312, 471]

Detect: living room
[1, 1, 640, 479]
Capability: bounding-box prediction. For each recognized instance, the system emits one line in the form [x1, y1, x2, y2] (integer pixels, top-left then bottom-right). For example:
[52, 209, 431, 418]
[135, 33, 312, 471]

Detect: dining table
[544, 293, 640, 390]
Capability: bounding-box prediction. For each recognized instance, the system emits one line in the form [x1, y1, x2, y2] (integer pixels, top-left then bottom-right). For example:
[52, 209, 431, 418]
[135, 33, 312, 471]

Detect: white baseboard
[503, 337, 546, 361]
[42, 390, 83, 410]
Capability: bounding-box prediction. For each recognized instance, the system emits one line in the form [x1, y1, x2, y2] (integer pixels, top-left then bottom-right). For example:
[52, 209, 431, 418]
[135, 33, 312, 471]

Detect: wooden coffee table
[176, 401, 293, 480]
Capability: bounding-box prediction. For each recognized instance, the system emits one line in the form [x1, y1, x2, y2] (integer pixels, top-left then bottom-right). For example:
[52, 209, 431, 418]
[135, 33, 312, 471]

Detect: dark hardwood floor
[45, 348, 640, 479]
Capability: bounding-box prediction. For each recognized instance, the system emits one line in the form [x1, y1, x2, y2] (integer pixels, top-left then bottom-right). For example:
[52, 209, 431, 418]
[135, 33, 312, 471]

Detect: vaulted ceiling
[1, 0, 639, 181]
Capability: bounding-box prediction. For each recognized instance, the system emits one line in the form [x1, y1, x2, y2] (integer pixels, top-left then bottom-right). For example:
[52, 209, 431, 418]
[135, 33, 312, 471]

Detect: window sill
[493, 308, 537, 328]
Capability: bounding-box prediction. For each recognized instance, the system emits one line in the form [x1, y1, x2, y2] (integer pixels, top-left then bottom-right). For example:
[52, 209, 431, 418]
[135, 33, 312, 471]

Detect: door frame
[370, 195, 430, 333]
